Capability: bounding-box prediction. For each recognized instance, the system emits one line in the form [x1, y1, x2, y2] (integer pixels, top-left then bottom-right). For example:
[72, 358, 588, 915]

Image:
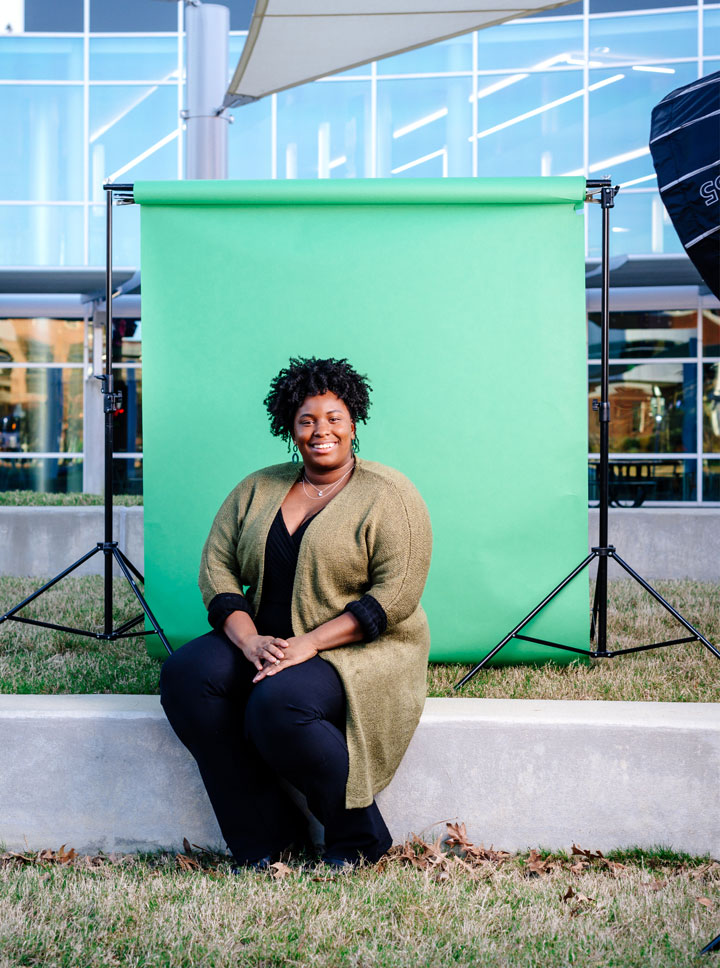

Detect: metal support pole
[104, 188, 114, 634]
[184, 2, 231, 179]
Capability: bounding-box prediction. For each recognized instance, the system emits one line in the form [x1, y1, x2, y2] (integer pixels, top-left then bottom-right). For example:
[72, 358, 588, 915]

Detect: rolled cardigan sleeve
[357, 478, 432, 632]
[198, 483, 250, 609]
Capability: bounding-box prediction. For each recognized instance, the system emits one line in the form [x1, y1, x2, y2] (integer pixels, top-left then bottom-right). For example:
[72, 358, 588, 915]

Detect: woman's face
[293, 392, 355, 473]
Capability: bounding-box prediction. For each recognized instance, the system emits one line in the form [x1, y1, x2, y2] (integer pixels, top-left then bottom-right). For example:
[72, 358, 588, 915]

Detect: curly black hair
[264, 357, 372, 441]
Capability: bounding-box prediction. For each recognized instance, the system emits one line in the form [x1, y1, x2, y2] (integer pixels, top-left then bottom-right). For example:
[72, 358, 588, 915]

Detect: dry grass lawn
[0, 842, 718, 968]
[0, 577, 718, 701]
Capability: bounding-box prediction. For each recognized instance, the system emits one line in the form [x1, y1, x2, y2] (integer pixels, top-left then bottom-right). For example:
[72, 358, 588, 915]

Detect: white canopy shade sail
[224, 0, 577, 107]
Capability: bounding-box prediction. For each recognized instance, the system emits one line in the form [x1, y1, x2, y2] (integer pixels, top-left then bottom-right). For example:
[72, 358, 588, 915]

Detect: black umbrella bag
[650, 70, 720, 298]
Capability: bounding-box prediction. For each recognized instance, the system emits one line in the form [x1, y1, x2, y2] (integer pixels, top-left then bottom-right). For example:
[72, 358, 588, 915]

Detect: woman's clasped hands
[238, 633, 319, 683]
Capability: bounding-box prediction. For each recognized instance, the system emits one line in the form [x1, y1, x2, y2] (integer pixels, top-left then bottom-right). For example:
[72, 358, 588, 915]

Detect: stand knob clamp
[95, 374, 123, 413]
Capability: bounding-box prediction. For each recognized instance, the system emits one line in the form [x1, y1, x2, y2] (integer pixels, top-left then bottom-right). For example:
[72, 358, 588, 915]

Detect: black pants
[160, 630, 391, 865]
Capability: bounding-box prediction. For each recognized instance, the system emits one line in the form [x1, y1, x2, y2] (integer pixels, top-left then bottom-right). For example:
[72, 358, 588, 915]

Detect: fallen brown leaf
[270, 862, 292, 880]
[697, 897, 714, 908]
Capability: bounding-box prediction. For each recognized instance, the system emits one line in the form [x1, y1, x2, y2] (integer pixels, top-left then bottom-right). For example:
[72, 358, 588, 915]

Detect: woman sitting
[160, 356, 432, 868]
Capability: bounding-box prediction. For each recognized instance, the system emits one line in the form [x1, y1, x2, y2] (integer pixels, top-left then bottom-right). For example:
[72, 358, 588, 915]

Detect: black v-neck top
[206, 505, 388, 642]
[252, 508, 319, 639]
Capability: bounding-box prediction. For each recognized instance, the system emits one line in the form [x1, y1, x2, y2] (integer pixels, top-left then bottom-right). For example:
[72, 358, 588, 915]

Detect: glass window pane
[474, 70, 583, 177]
[588, 309, 698, 359]
[476, 19, 583, 72]
[89, 85, 179, 191]
[589, 63, 697, 188]
[705, 8, 720, 57]
[90, 37, 179, 81]
[377, 76, 472, 178]
[111, 368, 141, 453]
[704, 363, 720, 453]
[91, 0, 177, 32]
[589, 458, 697, 503]
[112, 319, 141, 364]
[0, 457, 83, 493]
[228, 97, 273, 179]
[0, 205, 84, 266]
[89, 203, 139, 266]
[0, 368, 84, 453]
[589, 11, 698, 63]
[277, 81, 371, 179]
[703, 458, 720, 501]
[0, 318, 85, 365]
[377, 34, 472, 75]
[589, 362, 697, 453]
[24, 0, 83, 32]
[0, 86, 83, 201]
[0, 36, 83, 80]
[113, 457, 143, 496]
[704, 309, 720, 357]
[585, 192, 686, 259]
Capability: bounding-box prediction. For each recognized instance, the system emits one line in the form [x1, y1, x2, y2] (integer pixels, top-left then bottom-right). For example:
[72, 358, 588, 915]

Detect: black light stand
[455, 177, 719, 690]
[0, 184, 172, 656]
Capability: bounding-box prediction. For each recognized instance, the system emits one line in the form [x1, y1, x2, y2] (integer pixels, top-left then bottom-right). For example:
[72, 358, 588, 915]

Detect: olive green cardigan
[198, 458, 433, 809]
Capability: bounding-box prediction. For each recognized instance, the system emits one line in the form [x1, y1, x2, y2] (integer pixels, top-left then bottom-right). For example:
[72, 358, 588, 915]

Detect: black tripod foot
[700, 933, 720, 955]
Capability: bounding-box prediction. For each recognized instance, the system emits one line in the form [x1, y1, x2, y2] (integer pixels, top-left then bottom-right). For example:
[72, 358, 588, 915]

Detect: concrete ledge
[1, 695, 718, 857]
[1, 507, 717, 580]
[0, 507, 144, 577]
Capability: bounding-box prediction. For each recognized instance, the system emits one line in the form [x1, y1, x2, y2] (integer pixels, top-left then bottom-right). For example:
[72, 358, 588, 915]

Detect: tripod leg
[699, 933, 720, 955]
[111, 548, 173, 655]
[0, 546, 102, 622]
[455, 552, 596, 689]
[611, 552, 720, 660]
[590, 577, 601, 642]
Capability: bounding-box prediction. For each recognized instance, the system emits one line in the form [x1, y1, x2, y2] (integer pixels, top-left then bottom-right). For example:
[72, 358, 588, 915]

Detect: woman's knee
[160, 630, 240, 707]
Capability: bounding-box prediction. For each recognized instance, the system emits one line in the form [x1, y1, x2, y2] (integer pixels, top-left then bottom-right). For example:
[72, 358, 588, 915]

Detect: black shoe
[231, 855, 274, 873]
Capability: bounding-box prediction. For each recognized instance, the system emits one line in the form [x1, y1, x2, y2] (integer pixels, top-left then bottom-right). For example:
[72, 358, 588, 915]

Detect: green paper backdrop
[136, 178, 589, 663]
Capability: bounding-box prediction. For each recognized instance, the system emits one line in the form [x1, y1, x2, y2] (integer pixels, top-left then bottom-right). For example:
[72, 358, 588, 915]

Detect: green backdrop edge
[137, 178, 590, 665]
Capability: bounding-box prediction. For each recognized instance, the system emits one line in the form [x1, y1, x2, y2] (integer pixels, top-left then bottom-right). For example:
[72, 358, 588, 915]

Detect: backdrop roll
[136, 177, 589, 662]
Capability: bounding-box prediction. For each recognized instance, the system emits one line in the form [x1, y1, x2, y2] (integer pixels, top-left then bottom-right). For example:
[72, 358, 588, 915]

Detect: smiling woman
[159, 357, 433, 870]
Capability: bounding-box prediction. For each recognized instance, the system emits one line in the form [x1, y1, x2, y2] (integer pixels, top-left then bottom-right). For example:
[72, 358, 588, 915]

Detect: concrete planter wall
[1, 507, 718, 580]
[1, 695, 718, 857]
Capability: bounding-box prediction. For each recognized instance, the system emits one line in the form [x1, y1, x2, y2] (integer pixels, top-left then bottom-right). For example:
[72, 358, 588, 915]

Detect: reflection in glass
[703, 459, 720, 501]
[588, 362, 697, 453]
[0, 205, 84, 266]
[585, 191, 684, 259]
[89, 201, 140, 266]
[0, 368, 83, 454]
[588, 309, 697, 359]
[112, 319, 141, 364]
[24, 0, 83, 32]
[706, 8, 720, 57]
[111, 368, 142, 453]
[277, 82, 371, 179]
[0, 319, 85, 365]
[377, 77, 472, 178]
[0, 85, 83, 202]
[589, 10, 697, 64]
[0, 457, 83, 493]
[476, 18, 583, 72]
[377, 34, 472, 74]
[704, 309, 720, 357]
[90, 0, 177, 32]
[113, 457, 143, 496]
[0, 36, 83, 80]
[90, 37, 179, 81]
[588, 458, 696, 502]
[474, 70, 583, 177]
[89, 85, 179, 189]
[588, 63, 697, 188]
[228, 96, 273, 179]
[704, 363, 720, 453]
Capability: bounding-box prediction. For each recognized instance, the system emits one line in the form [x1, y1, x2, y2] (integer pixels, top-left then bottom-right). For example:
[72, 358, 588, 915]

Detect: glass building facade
[1, 0, 718, 500]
